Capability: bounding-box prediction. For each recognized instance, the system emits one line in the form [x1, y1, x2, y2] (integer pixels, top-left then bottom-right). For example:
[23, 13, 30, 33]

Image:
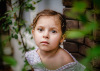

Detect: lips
[41, 41, 49, 45]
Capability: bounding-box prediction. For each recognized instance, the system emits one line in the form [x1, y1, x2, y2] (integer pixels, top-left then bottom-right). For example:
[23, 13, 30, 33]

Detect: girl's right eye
[38, 28, 43, 32]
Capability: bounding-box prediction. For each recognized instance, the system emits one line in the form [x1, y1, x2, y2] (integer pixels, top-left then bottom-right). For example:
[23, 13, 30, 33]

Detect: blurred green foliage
[0, 34, 17, 67]
[0, 0, 41, 70]
[65, 0, 100, 71]
[3, 56, 17, 66]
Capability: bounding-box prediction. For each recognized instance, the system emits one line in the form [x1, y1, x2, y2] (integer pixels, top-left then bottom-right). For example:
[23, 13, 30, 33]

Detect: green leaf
[0, 16, 6, 20]
[28, 47, 35, 51]
[32, 1, 36, 4]
[26, 27, 32, 34]
[13, 27, 19, 34]
[31, 6, 35, 10]
[13, 34, 18, 39]
[31, 36, 33, 39]
[37, 0, 42, 3]
[3, 56, 17, 66]
[72, 1, 87, 13]
[2, 36, 11, 47]
[19, 47, 23, 50]
[27, 0, 32, 2]
[83, 21, 98, 33]
[19, 19, 26, 26]
[18, 41, 21, 45]
[26, 4, 32, 8]
[15, 28, 19, 34]
[78, 14, 88, 23]
[87, 45, 100, 58]
[14, 21, 17, 26]
[65, 30, 85, 39]
[13, 7, 20, 13]
[81, 57, 91, 66]
[22, 60, 30, 71]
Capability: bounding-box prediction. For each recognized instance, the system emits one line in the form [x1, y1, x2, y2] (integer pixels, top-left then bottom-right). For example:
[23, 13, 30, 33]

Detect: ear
[32, 29, 34, 37]
[32, 29, 34, 34]
[60, 34, 66, 43]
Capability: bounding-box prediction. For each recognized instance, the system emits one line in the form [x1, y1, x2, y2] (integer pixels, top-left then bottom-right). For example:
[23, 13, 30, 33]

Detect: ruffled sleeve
[25, 50, 35, 65]
[68, 62, 86, 71]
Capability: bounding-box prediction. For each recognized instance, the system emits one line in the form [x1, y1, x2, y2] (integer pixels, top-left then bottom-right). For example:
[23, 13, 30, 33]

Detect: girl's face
[32, 16, 64, 51]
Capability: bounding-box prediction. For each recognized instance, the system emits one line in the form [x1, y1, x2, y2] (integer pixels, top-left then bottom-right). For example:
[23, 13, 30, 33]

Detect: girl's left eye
[51, 30, 57, 33]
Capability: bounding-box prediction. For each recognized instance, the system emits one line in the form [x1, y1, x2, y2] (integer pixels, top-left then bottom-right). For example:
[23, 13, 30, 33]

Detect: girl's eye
[38, 28, 43, 31]
[51, 30, 57, 33]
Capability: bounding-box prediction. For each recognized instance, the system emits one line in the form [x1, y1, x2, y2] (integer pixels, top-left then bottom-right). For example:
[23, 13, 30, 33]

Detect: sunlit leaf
[65, 30, 85, 39]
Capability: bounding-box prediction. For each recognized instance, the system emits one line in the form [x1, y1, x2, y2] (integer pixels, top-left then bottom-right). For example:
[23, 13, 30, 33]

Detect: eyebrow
[50, 26, 59, 30]
[37, 25, 59, 30]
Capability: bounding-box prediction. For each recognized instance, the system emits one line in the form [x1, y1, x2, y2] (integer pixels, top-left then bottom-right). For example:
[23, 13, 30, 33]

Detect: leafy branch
[0, 0, 41, 70]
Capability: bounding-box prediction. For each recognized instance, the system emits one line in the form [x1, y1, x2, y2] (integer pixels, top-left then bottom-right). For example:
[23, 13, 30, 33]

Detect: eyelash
[37, 28, 57, 33]
[51, 30, 57, 33]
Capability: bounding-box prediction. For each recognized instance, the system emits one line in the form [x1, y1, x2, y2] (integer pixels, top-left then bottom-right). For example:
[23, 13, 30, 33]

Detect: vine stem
[7, 0, 34, 70]
[8, 0, 27, 52]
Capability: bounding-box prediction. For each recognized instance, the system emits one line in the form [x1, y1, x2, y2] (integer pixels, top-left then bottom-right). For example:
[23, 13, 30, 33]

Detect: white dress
[25, 48, 86, 71]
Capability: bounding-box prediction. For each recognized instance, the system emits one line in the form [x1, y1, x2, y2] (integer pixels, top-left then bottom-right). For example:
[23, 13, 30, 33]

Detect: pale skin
[32, 16, 74, 70]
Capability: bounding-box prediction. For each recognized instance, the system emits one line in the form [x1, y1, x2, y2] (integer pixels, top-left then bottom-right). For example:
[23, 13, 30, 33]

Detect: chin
[39, 47, 51, 52]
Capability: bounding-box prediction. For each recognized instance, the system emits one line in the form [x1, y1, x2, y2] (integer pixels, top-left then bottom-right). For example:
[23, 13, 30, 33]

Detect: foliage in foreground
[65, 0, 100, 71]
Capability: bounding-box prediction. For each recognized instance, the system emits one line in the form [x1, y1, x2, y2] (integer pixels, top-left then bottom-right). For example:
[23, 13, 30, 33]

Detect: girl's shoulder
[56, 48, 86, 71]
[58, 48, 75, 64]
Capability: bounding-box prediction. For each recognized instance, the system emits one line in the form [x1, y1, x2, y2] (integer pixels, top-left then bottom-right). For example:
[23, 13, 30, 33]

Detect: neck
[37, 47, 60, 58]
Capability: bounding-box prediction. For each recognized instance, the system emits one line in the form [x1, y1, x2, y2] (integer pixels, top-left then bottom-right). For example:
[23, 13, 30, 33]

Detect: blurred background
[0, 0, 100, 71]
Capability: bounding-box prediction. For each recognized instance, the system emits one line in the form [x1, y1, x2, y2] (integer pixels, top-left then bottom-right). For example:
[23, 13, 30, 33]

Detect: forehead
[37, 16, 61, 25]
[35, 16, 62, 30]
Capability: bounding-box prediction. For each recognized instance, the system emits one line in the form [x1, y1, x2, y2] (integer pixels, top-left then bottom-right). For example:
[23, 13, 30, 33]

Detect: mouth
[41, 41, 49, 45]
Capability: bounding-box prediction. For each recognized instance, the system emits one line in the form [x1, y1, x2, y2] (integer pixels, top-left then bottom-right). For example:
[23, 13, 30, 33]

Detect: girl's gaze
[51, 30, 57, 33]
[38, 28, 43, 32]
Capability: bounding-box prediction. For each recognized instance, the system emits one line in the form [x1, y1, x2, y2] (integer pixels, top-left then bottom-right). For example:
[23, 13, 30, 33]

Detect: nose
[43, 30, 49, 39]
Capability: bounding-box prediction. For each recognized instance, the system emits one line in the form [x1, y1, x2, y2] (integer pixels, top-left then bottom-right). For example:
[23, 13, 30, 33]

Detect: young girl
[25, 9, 86, 71]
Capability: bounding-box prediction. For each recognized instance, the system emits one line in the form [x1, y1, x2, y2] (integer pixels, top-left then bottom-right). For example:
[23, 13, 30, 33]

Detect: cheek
[51, 35, 62, 43]
[33, 32, 40, 42]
